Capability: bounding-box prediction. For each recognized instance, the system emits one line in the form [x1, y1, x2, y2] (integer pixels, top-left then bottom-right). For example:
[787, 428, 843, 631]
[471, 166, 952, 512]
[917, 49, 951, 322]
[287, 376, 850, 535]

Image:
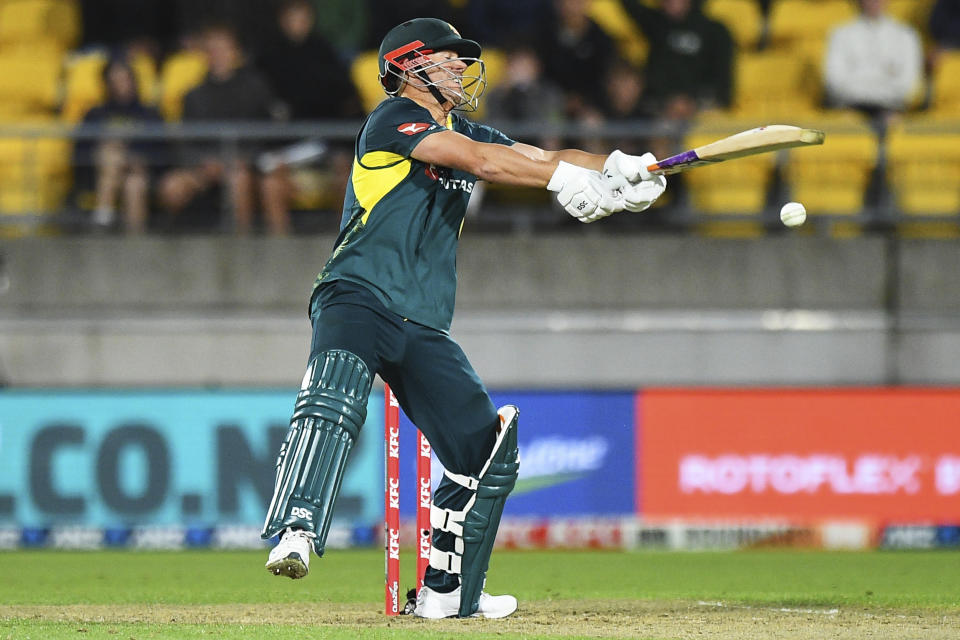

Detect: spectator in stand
[598, 58, 654, 125]
[535, 0, 619, 122]
[158, 24, 292, 234]
[823, 0, 923, 126]
[622, 0, 734, 121]
[930, 0, 960, 61]
[258, 0, 365, 233]
[483, 42, 566, 149]
[258, 0, 363, 121]
[74, 57, 164, 233]
[172, 0, 277, 58]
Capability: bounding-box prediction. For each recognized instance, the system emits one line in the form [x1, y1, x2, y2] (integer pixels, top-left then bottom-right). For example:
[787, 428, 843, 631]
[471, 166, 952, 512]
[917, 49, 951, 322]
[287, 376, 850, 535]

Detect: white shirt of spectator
[824, 14, 924, 110]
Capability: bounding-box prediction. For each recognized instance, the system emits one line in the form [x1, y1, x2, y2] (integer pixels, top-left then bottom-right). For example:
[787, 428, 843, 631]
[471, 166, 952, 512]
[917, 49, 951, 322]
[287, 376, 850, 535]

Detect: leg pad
[261, 350, 372, 556]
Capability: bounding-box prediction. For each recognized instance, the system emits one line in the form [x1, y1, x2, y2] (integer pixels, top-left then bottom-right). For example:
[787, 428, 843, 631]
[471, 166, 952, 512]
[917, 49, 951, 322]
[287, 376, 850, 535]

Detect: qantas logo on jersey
[397, 122, 434, 135]
[424, 164, 474, 193]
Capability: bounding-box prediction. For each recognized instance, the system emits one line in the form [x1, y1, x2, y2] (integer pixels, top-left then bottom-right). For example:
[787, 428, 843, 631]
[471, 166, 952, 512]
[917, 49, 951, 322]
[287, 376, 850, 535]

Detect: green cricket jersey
[314, 97, 515, 331]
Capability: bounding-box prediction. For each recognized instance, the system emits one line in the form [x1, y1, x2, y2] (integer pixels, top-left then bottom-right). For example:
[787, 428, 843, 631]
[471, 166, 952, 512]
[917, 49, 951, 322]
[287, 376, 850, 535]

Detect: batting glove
[604, 150, 655, 182]
[547, 161, 624, 223]
[603, 151, 667, 213]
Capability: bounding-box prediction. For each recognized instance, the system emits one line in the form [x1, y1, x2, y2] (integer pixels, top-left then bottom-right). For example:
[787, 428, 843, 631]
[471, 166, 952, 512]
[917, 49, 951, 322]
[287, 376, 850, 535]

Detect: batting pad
[261, 350, 372, 556]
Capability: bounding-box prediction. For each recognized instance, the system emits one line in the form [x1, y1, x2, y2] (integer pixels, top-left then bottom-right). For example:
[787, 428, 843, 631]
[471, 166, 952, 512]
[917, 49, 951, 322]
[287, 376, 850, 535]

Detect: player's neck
[402, 90, 453, 126]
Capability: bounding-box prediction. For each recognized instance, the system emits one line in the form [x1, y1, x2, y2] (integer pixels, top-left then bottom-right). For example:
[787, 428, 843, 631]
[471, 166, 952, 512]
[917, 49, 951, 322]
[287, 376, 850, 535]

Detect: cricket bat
[647, 125, 825, 176]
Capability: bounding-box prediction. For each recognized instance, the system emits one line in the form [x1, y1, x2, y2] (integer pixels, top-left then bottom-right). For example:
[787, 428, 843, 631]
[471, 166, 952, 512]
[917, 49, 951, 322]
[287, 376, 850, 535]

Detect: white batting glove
[604, 149, 655, 182]
[547, 161, 624, 223]
[603, 151, 667, 213]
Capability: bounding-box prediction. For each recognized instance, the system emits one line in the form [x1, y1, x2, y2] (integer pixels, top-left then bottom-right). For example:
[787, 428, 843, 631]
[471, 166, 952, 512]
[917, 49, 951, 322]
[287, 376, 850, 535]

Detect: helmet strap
[413, 67, 452, 108]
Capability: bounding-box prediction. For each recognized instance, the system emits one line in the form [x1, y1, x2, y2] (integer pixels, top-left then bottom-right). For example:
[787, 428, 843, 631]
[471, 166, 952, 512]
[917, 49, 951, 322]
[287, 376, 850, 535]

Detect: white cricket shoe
[414, 585, 518, 619]
[265, 528, 313, 579]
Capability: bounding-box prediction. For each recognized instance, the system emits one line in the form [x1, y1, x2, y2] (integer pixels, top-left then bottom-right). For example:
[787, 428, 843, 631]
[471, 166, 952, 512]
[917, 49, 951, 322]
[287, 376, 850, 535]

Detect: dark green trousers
[310, 280, 498, 592]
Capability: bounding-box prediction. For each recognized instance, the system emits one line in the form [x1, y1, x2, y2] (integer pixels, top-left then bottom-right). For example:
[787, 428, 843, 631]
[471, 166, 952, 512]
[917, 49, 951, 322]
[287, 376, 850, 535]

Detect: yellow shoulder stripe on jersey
[353, 151, 411, 223]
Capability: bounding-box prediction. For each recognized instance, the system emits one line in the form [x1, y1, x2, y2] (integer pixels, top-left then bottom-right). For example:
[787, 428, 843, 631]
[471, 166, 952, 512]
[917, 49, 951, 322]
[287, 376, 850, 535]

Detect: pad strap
[429, 546, 462, 574]
[430, 503, 465, 537]
[443, 469, 480, 491]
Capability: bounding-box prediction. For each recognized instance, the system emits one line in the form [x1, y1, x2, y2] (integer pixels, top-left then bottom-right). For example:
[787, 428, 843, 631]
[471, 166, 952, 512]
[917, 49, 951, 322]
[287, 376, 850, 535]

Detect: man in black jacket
[623, 0, 734, 120]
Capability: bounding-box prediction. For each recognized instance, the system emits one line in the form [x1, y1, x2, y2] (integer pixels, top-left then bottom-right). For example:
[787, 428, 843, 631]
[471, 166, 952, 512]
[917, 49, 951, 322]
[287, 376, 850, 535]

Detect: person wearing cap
[258, 17, 667, 619]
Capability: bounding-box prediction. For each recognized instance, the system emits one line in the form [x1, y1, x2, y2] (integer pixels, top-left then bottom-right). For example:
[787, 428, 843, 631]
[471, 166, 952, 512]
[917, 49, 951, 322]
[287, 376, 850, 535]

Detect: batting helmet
[377, 18, 486, 111]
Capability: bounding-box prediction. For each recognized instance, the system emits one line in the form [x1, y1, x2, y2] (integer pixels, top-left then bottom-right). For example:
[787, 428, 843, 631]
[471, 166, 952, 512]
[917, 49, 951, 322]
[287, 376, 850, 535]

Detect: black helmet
[377, 18, 485, 111]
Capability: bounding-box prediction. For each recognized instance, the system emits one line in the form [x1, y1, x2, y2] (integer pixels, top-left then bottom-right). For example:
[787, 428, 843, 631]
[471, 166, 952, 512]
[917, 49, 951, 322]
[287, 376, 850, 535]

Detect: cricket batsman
[260, 17, 667, 618]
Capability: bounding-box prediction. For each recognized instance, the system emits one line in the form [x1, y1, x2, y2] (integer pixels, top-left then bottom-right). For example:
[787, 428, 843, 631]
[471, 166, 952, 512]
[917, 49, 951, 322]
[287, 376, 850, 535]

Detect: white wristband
[546, 161, 583, 192]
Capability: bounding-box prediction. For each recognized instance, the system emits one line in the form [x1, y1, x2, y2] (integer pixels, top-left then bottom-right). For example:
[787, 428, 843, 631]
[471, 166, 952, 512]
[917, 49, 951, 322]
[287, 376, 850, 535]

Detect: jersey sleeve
[458, 118, 516, 146]
[360, 99, 446, 158]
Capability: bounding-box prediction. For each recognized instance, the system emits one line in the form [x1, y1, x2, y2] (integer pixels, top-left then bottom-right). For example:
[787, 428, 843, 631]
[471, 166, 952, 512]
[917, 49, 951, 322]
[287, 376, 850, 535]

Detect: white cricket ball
[780, 201, 806, 227]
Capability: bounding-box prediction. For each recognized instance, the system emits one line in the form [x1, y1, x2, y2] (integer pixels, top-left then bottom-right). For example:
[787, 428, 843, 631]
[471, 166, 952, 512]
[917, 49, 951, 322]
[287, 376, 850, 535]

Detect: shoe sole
[414, 607, 518, 619]
[265, 553, 308, 579]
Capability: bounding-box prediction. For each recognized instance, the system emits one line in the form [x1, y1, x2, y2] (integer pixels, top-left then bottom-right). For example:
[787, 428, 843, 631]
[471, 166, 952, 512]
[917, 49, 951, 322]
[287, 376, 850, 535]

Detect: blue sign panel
[399, 391, 636, 516]
[0, 390, 383, 528]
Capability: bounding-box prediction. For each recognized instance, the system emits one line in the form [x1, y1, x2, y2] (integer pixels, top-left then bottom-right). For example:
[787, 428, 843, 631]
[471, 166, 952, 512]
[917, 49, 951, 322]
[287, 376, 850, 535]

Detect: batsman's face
[399, 48, 485, 112]
[420, 50, 469, 103]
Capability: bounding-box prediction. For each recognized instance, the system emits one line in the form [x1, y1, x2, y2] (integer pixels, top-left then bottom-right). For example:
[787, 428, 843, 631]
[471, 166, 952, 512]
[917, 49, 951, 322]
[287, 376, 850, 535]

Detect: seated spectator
[258, 0, 363, 121]
[158, 24, 292, 234]
[535, 0, 619, 122]
[74, 57, 164, 233]
[599, 58, 654, 124]
[483, 42, 566, 149]
[622, 0, 734, 121]
[823, 0, 923, 126]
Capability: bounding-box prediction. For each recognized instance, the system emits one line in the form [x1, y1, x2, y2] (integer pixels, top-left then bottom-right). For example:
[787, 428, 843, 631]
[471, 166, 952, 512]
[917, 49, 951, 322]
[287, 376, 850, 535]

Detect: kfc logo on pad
[398, 122, 431, 135]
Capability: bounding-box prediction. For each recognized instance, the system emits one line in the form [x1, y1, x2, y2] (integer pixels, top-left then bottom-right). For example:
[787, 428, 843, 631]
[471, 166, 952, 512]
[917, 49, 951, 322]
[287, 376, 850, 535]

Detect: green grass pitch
[1, 549, 958, 639]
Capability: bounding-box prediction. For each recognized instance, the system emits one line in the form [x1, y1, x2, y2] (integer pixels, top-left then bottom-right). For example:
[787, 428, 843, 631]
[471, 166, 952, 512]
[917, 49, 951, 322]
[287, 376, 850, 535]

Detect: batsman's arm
[410, 129, 608, 188]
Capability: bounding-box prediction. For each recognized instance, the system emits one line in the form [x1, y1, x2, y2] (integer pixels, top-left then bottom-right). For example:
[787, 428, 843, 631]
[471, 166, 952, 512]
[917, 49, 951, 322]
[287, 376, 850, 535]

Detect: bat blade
[647, 124, 825, 176]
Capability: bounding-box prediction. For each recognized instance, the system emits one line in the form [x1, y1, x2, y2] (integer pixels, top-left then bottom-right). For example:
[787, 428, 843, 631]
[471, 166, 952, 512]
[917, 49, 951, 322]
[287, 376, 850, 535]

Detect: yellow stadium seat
[0, 0, 52, 43]
[61, 52, 108, 123]
[887, 0, 936, 34]
[0, 51, 63, 112]
[0, 0, 79, 49]
[0, 133, 72, 220]
[704, 0, 764, 51]
[681, 116, 778, 221]
[768, 0, 857, 47]
[731, 51, 820, 119]
[46, 0, 80, 49]
[468, 48, 506, 119]
[782, 112, 878, 216]
[588, 0, 649, 66]
[768, 0, 856, 73]
[930, 52, 960, 116]
[886, 118, 960, 218]
[158, 51, 208, 121]
[350, 50, 385, 114]
[130, 52, 159, 105]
